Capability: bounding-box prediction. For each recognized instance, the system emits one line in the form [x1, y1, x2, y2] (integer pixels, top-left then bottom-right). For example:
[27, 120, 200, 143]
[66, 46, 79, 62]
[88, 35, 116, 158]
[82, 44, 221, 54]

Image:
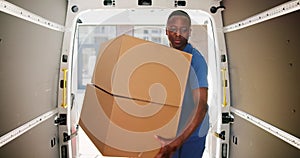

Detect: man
[155, 10, 209, 158]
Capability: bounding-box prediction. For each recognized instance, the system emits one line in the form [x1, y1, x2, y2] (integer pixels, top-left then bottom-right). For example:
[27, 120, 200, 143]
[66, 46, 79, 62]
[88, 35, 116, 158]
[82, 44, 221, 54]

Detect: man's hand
[154, 135, 180, 158]
[154, 87, 208, 158]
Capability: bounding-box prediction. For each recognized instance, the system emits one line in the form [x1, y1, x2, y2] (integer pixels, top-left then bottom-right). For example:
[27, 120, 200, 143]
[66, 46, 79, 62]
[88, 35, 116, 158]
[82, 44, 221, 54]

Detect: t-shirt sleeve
[190, 51, 208, 89]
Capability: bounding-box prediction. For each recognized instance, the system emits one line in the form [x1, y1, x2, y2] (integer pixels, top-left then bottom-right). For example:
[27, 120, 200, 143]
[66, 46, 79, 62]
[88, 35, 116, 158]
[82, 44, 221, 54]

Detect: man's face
[166, 15, 191, 51]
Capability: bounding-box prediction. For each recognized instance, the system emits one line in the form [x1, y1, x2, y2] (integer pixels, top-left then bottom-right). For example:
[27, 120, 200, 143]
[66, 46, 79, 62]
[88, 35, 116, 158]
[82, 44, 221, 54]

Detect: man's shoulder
[191, 48, 206, 65]
[186, 44, 203, 58]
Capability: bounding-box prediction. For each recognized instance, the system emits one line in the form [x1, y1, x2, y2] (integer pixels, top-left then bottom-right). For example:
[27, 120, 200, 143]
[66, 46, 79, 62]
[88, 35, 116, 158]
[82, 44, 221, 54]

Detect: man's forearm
[171, 88, 208, 149]
[173, 100, 208, 147]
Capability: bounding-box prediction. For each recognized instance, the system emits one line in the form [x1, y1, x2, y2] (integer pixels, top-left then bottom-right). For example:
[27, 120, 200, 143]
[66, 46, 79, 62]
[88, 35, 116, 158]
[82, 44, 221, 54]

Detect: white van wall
[0, 0, 67, 157]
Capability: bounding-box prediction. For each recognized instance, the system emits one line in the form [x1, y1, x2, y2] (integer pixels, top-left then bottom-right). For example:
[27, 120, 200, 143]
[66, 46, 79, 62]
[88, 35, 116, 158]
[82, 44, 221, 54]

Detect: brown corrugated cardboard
[80, 84, 181, 157]
[92, 34, 192, 106]
[79, 35, 192, 157]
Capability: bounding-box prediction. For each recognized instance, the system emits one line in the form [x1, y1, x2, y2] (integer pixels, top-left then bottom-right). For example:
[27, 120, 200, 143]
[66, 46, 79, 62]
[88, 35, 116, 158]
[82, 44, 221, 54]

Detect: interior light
[177, 1, 186, 6]
[103, 0, 115, 6]
[138, 0, 152, 6]
[174, 0, 186, 7]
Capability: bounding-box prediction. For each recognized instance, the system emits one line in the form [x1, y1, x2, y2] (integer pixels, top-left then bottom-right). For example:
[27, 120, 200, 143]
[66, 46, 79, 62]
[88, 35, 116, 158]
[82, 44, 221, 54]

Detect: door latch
[222, 112, 234, 124]
[214, 131, 225, 140]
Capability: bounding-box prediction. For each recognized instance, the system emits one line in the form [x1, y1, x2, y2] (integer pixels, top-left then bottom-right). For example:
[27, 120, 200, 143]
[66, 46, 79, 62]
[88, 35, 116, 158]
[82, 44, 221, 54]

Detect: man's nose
[175, 30, 181, 36]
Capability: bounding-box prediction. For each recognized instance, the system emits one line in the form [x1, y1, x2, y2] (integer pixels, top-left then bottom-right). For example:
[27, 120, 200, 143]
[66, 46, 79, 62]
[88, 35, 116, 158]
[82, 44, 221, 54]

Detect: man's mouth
[174, 40, 181, 44]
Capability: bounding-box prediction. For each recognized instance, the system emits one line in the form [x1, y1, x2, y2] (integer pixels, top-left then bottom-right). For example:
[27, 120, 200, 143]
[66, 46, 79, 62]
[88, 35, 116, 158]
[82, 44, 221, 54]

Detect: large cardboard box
[79, 35, 192, 157]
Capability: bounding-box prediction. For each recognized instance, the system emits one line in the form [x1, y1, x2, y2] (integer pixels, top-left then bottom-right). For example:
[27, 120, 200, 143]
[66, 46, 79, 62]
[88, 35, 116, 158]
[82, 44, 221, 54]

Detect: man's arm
[155, 87, 208, 158]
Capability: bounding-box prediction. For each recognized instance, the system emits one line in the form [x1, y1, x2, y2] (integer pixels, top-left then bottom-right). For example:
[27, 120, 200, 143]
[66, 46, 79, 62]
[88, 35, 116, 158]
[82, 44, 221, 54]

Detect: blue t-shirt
[177, 43, 209, 140]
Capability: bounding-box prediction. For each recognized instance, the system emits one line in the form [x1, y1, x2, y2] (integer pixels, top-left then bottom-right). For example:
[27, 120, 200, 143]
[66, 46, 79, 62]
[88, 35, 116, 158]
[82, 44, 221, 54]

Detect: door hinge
[63, 125, 78, 142]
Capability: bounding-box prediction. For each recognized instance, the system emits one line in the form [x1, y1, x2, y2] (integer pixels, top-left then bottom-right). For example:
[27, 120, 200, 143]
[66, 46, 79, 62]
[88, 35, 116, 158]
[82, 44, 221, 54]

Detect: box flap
[92, 34, 192, 107]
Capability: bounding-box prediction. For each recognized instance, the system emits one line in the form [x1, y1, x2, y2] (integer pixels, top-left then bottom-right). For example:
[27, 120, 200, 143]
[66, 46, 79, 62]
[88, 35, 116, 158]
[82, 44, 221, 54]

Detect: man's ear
[165, 28, 168, 35]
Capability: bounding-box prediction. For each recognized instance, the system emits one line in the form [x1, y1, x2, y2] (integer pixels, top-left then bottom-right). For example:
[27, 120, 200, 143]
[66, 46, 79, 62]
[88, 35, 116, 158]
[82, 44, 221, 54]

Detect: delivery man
[155, 10, 209, 158]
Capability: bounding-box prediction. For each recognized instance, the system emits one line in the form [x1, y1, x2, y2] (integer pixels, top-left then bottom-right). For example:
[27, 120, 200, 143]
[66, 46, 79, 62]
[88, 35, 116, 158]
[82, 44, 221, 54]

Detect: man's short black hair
[167, 10, 191, 26]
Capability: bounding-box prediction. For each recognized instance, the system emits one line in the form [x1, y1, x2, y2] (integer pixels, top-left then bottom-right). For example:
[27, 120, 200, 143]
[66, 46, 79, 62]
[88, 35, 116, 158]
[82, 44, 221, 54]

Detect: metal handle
[221, 68, 227, 107]
[61, 68, 68, 108]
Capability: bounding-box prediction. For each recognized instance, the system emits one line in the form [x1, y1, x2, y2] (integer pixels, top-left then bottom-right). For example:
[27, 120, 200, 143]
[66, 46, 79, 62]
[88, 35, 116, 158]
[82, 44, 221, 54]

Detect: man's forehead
[167, 15, 190, 26]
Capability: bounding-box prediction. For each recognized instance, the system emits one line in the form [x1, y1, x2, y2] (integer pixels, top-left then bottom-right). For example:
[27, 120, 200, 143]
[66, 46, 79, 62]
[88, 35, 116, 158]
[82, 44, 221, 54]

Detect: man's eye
[167, 27, 189, 34]
[180, 28, 188, 33]
[169, 28, 177, 32]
